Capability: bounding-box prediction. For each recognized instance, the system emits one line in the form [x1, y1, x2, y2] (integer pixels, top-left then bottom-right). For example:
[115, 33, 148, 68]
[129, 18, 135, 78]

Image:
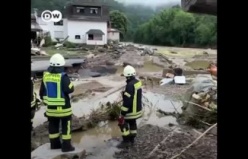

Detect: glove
[118, 115, 125, 126]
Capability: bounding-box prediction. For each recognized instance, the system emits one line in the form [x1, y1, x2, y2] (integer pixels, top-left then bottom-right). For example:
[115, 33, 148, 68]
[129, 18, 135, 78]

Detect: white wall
[36, 18, 67, 42]
[36, 18, 107, 45]
[107, 32, 120, 42]
[67, 20, 107, 45]
[86, 35, 106, 45]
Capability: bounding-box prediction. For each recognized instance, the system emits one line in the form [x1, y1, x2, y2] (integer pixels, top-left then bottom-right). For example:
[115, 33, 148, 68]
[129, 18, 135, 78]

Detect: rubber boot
[50, 138, 62, 149]
[129, 135, 136, 146]
[116, 136, 130, 149]
[62, 139, 75, 152]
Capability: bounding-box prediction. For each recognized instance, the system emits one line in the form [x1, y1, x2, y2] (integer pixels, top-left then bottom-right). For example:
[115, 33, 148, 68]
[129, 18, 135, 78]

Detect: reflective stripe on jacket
[42, 71, 73, 117]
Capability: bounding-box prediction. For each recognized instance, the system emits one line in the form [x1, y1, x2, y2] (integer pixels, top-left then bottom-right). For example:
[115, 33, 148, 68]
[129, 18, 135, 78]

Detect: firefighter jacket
[39, 67, 74, 117]
[121, 77, 143, 119]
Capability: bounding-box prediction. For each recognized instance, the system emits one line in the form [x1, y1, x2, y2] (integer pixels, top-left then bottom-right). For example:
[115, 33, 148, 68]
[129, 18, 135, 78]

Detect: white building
[36, 2, 110, 45]
[107, 28, 120, 42]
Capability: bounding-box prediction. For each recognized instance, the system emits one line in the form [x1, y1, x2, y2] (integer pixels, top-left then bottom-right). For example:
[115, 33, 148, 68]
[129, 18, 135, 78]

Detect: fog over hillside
[116, 0, 180, 7]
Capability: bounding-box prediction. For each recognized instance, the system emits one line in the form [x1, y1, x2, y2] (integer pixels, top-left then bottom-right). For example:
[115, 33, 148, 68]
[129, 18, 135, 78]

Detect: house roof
[69, 0, 103, 7]
[67, 15, 109, 22]
[86, 29, 105, 35]
[65, 0, 109, 21]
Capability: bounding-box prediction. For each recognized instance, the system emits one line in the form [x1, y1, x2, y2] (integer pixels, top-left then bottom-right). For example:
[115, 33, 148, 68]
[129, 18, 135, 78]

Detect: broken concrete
[31, 143, 86, 159]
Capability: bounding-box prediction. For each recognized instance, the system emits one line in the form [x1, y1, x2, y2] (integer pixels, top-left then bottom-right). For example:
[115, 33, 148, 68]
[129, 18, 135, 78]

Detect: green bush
[52, 42, 57, 45]
[43, 36, 53, 47]
[64, 41, 76, 48]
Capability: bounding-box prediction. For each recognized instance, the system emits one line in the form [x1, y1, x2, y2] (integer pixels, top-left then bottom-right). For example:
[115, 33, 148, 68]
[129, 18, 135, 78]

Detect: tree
[133, 7, 217, 48]
[110, 10, 128, 39]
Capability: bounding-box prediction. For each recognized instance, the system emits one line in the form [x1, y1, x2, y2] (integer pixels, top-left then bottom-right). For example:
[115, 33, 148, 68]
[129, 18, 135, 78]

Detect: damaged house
[35, 1, 110, 45]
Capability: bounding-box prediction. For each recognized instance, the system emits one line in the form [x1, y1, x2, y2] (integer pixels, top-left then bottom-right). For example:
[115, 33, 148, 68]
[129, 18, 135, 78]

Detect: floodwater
[72, 121, 121, 159]
[185, 60, 210, 70]
[77, 60, 163, 78]
[71, 92, 183, 159]
[116, 61, 163, 74]
[72, 88, 122, 117]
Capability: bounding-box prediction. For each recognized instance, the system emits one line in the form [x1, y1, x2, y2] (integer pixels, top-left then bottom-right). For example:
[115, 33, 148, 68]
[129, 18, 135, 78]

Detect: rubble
[140, 47, 155, 56]
[31, 47, 48, 56]
[174, 76, 186, 84]
[160, 67, 186, 85]
[114, 124, 217, 159]
[180, 74, 217, 128]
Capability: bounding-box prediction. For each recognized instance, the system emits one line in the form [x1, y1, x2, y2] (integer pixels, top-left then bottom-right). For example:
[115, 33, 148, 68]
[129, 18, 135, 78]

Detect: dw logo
[41, 10, 62, 22]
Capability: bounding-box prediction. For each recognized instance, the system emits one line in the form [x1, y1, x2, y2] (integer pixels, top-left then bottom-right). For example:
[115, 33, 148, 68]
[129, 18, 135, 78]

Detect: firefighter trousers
[31, 107, 36, 131]
[48, 115, 72, 149]
[119, 119, 137, 143]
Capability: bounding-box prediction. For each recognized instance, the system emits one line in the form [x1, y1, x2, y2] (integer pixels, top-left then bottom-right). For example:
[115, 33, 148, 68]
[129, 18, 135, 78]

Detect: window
[54, 20, 63, 26]
[54, 31, 64, 39]
[90, 8, 98, 14]
[88, 34, 102, 40]
[75, 35, 81, 39]
[76, 7, 85, 14]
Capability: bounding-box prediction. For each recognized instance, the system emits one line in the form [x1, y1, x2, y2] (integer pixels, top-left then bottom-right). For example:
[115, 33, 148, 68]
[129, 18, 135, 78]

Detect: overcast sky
[116, 0, 181, 7]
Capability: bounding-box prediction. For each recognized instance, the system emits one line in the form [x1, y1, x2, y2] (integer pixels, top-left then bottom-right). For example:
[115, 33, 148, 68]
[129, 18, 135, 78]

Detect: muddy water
[116, 61, 163, 74]
[71, 91, 183, 159]
[72, 89, 122, 117]
[78, 60, 163, 78]
[141, 92, 182, 127]
[185, 60, 210, 70]
[72, 121, 121, 159]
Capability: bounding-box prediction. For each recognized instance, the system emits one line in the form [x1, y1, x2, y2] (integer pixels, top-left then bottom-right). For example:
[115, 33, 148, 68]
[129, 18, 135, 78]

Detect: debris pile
[160, 67, 186, 86]
[180, 74, 217, 128]
[114, 124, 217, 159]
[31, 47, 48, 56]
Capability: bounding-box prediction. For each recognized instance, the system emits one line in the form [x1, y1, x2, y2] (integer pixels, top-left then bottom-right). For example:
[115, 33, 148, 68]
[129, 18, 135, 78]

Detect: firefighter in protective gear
[39, 53, 75, 152]
[117, 65, 143, 148]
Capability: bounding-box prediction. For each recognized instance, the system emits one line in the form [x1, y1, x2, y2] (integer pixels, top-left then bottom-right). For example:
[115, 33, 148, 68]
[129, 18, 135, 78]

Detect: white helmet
[123, 65, 136, 77]
[49, 53, 65, 67]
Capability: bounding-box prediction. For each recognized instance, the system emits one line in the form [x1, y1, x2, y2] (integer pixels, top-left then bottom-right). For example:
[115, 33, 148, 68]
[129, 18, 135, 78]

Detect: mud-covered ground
[114, 124, 217, 159]
[71, 80, 112, 102]
[32, 44, 217, 158]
